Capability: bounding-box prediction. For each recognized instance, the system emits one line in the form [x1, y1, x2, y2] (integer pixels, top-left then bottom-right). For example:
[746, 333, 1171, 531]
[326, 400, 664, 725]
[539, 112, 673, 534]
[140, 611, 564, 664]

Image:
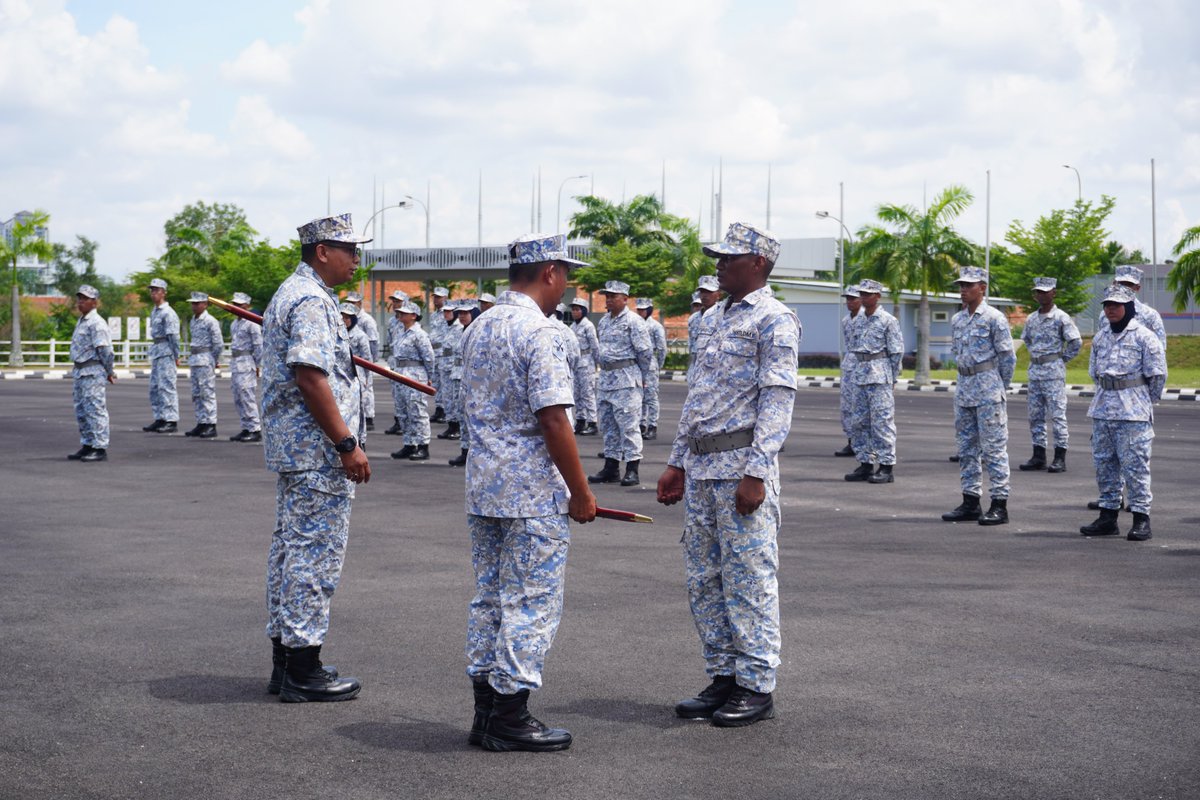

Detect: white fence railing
[1, 339, 228, 369]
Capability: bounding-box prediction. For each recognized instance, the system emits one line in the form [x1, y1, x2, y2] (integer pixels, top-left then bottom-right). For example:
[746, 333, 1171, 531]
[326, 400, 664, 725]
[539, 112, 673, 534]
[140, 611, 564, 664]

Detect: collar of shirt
[296, 261, 334, 297]
[724, 285, 773, 311]
[497, 290, 543, 315]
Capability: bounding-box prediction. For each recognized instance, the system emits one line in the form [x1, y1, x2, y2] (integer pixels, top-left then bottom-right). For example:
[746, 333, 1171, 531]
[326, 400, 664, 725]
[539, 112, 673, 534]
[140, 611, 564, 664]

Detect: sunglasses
[322, 241, 362, 258]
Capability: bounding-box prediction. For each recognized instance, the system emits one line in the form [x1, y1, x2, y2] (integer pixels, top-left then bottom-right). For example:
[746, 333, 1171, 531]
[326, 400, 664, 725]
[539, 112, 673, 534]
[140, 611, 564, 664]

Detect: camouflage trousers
[851, 383, 897, 465]
[361, 371, 375, 421]
[265, 468, 354, 648]
[190, 364, 217, 424]
[955, 401, 1010, 499]
[149, 356, 178, 422]
[442, 377, 462, 423]
[229, 357, 261, 432]
[839, 371, 861, 438]
[73, 372, 110, 449]
[1026, 379, 1068, 449]
[466, 514, 570, 694]
[396, 382, 430, 446]
[682, 476, 781, 694]
[599, 386, 643, 462]
[574, 358, 597, 423]
[641, 369, 661, 428]
[1091, 418, 1153, 514]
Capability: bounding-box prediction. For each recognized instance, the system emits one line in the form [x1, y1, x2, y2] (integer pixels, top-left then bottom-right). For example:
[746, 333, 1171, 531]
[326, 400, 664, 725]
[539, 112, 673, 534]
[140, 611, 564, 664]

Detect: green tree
[854, 186, 979, 384]
[1003, 196, 1115, 316]
[1101, 240, 1147, 273]
[569, 194, 674, 247]
[654, 216, 712, 318]
[2, 209, 53, 366]
[1167, 224, 1200, 312]
[571, 240, 674, 298]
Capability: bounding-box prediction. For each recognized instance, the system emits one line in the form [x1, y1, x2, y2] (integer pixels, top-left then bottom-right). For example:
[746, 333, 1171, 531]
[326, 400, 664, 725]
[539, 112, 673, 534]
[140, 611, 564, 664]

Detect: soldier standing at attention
[843, 279, 904, 484]
[1079, 284, 1166, 541]
[228, 292, 264, 443]
[1017, 278, 1082, 473]
[834, 286, 861, 457]
[184, 292, 224, 439]
[261, 213, 369, 703]
[636, 297, 667, 441]
[448, 300, 480, 467]
[344, 291, 379, 431]
[67, 285, 117, 462]
[657, 223, 800, 728]
[388, 302, 435, 462]
[570, 297, 599, 436]
[437, 299, 465, 443]
[340, 302, 373, 447]
[143, 277, 180, 433]
[383, 289, 409, 436]
[429, 286, 451, 424]
[941, 267, 1016, 526]
[687, 276, 721, 381]
[461, 232, 596, 752]
[590, 280, 654, 487]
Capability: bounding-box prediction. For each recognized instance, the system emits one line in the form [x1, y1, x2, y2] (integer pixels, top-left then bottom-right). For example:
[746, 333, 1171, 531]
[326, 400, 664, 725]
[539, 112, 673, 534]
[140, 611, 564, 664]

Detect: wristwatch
[334, 435, 358, 454]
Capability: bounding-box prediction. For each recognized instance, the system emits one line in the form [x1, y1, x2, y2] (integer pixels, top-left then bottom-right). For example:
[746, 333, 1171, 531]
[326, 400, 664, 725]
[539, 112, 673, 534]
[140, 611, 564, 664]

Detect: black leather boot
[230, 429, 251, 441]
[582, 422, 598, 436]
[868, 464, 894, 484]
[159, 421, 177, 433]
[674, 675, 736, 719]
[643, 425, 657, 441]
[978, 498, 1009, 526]
[183, 424, 204, 437]
[468, 675, 494, 746]
[1127, 512, 1152, 542]
[482, 689, 572, 752]
[1018, 446, 1046, 471]
[448, 448, 468, 467]
[437, 421, 461, 440]
[589, 458, 621, 484]
[1047, 447, 1067, 473]
[391, 444, 416, 459]
[244, 430, 262, 442]
[197, 424, 217, 439]
[1080, 507, 1119, 536]
[573, 419, 586, 435]
[834, 439, 854, 457]
[620, 460, 640, 486]
[942, 493, 982, 522]
[80, 448, 108, 462]
[269, 637, 336, 695]
[712, 685, 776, 727]
[431, 406, 446, 423]
[844, 462, 874, 482]
[366, 417, 375, 431]
[384, 417, 402, 435]
[949, 454, 960, 462]
[408, 443, 430, 461]
[278, 645, 360, 703]
[68, 445, 92, 460]
[142, 419, 165, 432]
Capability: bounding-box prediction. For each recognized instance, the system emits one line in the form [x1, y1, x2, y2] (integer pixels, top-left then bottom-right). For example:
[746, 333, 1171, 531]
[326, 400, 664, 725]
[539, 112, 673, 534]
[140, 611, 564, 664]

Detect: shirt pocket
[719, 334, 757, 359]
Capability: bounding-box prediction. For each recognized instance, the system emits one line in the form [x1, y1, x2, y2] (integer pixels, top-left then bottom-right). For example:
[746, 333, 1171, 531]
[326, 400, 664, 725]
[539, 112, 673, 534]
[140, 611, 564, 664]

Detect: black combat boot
[80, 448, 108, 463]
[197, 424, 217, 439]
[183, 424, 204, 437]
[978, 498, 1009, 526]
[620, 460, 640, 486]
[159, 421, 177, 433]
[844, 462, 874, 482]
[366, 417, 375, 431]
[143, 419, 165, 432]
[949, 454, 960, 462]
[244, 430, 262, 442]
[1047, 447, 1067, 473]
[589, 458, 621, 484]
[391, 444, 416, 459]
[482, 689, 572, 752]
[268, 637, 336, 695]
[408, 443, 430, 461]
[468, 675, 495, 747]
[431, 406, 446, 423]
[711, 685, 775, 728]
[834, 439, 854, 457]
[448, 448, 468, 467]
[68, 445, 93, 460]
[437, 421, 461, 440]
[1080, 507, 1119, 536]
[1127, 512, 1152, 542]
[675, 675, 736, 719]
[230, 429, 251, 441]
[278, 645, 360, 703]
[582, 422, 598, 436]
[384, 417, 402, 435]
[573, 419, 586, 435]
[942, 493, 982, 522]
[1018, 446, 1046, 471]
[868, 464, 894, 484]
[643, 425, 657, 441]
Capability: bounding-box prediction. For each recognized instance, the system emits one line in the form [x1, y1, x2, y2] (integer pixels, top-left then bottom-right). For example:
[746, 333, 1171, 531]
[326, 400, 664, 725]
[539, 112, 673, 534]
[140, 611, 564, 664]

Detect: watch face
[337, 436, 356, 453]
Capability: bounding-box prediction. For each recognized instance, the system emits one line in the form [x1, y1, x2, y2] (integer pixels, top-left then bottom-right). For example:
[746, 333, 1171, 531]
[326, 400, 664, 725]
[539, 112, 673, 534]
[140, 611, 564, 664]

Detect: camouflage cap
[841, 285, 861, 298]
[399, 302, 421, 317]
[697, 275, 719, 292]
[1115, 265, 1143, 285]
[635, 297, 654, 309]
[149, 278, 168, 290]
[442, 300, 459, 312]
[571, 297, 590, 310]
[601, 280, 631, 296]
[507, 232, 589, 268]
[1033, 277, 1057, 292]
[297, 213, 372, 246]
[458, 298, 479, 311]
[344, 290, 363, 303]
[480, 292, 496, 304]
[857, 279, 883, 295]
[556, 303, 569, 314]
[432, 286, 450, 298]
[691, 291, 702, 304]
[76, 284, 99, 299]
[231, 292, 252, 305]
[1102, 283, 1136, 304]
[188, 291, 209, 303]
[702, 222, 781, 264]
[389, 289, 409, 303]
[338, 302, 360, 316]
[953, 266, 988, 284]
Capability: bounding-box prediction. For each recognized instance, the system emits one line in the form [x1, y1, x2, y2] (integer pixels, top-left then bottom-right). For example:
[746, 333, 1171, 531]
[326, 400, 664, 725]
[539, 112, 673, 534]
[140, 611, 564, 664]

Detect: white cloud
[220, 39, 292, 86]
[229, 95, 314, 160]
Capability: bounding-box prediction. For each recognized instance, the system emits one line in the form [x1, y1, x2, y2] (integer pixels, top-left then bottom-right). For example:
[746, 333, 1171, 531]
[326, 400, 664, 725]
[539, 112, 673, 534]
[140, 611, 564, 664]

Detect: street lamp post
[817, 210, 854, 361]
[359, 202, 408, 241]
[403, 195, 430, 248]
[557, 175, 588, 234]
[1062, 164, 1082, 202]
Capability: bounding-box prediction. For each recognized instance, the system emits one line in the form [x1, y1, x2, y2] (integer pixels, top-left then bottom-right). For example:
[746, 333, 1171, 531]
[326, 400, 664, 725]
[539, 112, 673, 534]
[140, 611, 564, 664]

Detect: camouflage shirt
[71, 309, 115, 378]
[148, 302, 180, 360]
[596, 306, 653, 391]
[230, 316, 263, 364]
[1087, 318, 1167, 422]
[850, 308, 903, 385]
[188, 311, 224, 367]
[951, 301, 1015, 407]
[1022, 306, 1082, 382]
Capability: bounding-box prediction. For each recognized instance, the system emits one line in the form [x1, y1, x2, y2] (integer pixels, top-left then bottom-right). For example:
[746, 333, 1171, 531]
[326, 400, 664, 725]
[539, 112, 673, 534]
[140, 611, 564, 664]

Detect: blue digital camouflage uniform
[440, 318, 465, 423]
[427, 308, 444, 398]
[188, 310, 224, 425]
[951, 301, 1016, 499]
[461, 290, 576, 694]
[347, 323, 372, 442]
[387, 315, 405, 423]
[572, 314, 599, 425]
[1087, 318, 1167, 514]
[670, 286, 800, 694]
[261, 262, 363, 649]
[1022, 306, 1082, 449]
[838, 310, 859, 440]
[390, 321, 435, 446]
[148, 301, 180, 422]
[355, 307, 380, 421]
[642, 314, 667, 429]
[849, 308, 904, 466]
[71, 308, 115, 449]
[229, 316, 263, 433]
[596, 307, 654, 462]
[1134, 299, 1166, 347]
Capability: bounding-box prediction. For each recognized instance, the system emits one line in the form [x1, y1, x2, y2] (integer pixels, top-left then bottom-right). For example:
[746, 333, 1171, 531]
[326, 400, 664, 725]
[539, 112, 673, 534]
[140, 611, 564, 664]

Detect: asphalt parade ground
[2, 378, 1198, 800]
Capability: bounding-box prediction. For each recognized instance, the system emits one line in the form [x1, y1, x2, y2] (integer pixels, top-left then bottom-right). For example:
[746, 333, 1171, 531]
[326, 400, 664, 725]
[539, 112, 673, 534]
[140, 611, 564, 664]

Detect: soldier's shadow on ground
[544, 698, 680, 730]
[146, 674, 267, 705]
[334, 719, 466, 752]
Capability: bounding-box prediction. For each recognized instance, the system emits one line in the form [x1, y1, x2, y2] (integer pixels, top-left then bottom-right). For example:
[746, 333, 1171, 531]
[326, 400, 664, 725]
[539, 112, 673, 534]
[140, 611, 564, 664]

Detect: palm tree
[568, 194, 674, 247]
[854, 186, 978, 385]
[1168, 225, 1200, 312]
[2, 209, 53, 367]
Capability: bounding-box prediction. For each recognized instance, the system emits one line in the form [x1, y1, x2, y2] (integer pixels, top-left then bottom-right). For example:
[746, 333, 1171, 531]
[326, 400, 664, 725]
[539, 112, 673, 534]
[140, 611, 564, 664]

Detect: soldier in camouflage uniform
[344, 291, 379, 430]
[227, 292, 264, 442]
[428, 286, 451, 423]
[388, 302, 435, 462]
[843, 280, 904, 484]
[687, 276, 721, 383]
[261, 213, 369, 703]
[340, 302, 373, 447]
[1079, 284, 1167, 542]
[658, 222, 800, 728]
[942, 267, 1016, 526]
[479, 292, 496, 312]
[834, 286, 861, 457]
[590, 280, 654, 487]
[437, 298, 465, 442]
[383, 289, 409, 436]
[569, 297, 599, 435]
[449, 300, 481, 467]
[461, 232, 596, 752]
[143, 277, 179, 433]
[636, 297, 667, 440]
[1017, 278, 1082, 473]
[67, 285, 117, 463]
[184, 292, 224, 438]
